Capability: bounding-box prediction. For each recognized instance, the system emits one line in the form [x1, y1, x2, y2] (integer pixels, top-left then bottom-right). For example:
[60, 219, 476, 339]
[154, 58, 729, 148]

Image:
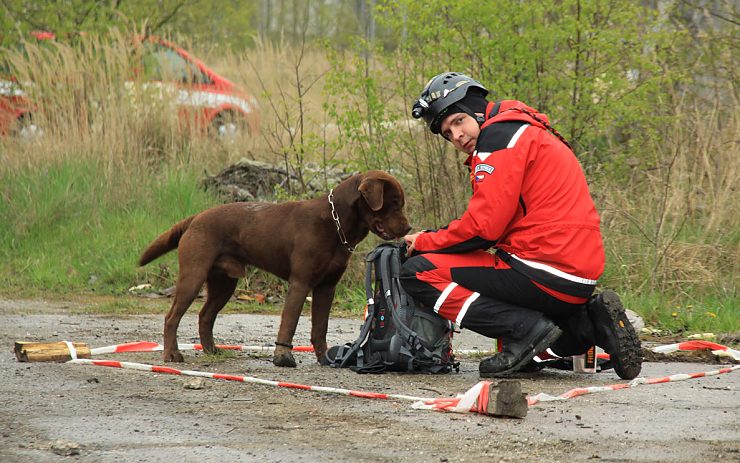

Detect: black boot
[479, 318, 562, 378]
[588, 290, 642, 380]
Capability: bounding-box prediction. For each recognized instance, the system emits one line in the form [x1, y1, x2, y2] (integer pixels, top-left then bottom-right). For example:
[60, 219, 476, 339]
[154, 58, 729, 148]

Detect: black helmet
[411, 72, 489, 134]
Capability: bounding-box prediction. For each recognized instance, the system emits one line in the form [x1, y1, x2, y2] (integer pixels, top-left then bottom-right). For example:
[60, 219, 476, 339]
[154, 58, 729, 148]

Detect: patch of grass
[71, 296, 170, 315]
[220, 301, 283, 315]
[0, 158, 220, 295]
[197, 349, 240, 363]
[331, 282, 368, 318]
[620, 290, 738, 335]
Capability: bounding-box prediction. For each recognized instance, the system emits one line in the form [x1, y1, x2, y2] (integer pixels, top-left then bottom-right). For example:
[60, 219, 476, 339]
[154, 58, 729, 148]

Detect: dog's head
[357, 170, 412, 240]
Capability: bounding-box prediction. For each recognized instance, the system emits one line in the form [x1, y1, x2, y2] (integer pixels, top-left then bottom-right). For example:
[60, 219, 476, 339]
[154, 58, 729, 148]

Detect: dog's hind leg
[198, 273, 239, 354]
[163, 274, 206, 362]
[273, 279, 311, 367]
[163, 256, 210, 362]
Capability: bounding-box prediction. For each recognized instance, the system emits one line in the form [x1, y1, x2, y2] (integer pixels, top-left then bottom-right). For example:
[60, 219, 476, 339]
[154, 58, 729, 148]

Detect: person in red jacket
[403, 72, 642, 379]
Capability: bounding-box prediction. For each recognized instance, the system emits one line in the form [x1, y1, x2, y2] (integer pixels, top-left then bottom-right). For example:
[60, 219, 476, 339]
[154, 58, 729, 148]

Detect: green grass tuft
[0, 158, 220, 294]
[621, 291, 738, 335]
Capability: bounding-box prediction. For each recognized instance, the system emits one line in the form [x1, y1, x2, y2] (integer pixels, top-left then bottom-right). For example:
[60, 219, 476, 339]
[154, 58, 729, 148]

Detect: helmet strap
[456, 102, 485, 126]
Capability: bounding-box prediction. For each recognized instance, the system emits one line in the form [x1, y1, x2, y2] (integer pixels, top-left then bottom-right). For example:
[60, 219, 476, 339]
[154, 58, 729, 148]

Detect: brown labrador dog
[138, 170, 411, 367]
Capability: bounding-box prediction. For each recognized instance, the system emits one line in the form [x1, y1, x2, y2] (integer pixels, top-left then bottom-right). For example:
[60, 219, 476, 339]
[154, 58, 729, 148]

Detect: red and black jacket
[413, 100, 605, 302]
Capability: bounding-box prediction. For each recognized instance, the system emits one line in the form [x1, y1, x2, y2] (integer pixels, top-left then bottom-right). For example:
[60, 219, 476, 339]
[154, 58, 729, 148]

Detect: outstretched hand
[403, 232, 423, 256]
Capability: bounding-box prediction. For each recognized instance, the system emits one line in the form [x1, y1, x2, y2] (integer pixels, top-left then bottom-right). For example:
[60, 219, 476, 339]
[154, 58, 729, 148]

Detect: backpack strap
[329, 242, 458, 373]
[350, 359, 387, 374]
[380, 245, 438, 358]
[326, 246, 384, 368]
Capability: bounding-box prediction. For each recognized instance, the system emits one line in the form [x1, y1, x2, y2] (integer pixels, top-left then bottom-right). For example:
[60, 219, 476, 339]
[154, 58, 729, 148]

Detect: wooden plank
[14, 341, 91, 362]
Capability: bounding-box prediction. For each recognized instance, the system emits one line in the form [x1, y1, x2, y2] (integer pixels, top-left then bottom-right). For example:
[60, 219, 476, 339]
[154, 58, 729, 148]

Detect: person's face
[439, 112, 481, 155]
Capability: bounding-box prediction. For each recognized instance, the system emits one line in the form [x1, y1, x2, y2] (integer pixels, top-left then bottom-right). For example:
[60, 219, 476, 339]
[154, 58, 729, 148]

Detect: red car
[0, 34, 260, 138]
[0, 77, 36, 137]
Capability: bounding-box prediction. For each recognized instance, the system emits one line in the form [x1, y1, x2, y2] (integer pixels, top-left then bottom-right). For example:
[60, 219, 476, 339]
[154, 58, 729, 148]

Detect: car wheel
[15, 113, 43, 139]
[211, 112, 248, 141]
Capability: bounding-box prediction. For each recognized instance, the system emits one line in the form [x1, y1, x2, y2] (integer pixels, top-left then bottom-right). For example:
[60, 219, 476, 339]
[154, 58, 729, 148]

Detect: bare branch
[679, 0, 740, 26]
[149, 0, 190, 35]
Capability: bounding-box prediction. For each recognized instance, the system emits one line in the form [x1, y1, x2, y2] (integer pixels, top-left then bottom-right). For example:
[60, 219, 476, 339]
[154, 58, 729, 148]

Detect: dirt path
[1, 299, 738, 462]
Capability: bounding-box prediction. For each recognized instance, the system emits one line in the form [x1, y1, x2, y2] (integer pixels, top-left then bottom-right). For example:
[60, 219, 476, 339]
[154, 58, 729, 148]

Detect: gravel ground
[1, 298, 738, 463]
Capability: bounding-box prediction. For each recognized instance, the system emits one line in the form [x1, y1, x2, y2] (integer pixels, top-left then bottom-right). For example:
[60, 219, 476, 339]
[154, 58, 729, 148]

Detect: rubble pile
[202, 159, 354, 202]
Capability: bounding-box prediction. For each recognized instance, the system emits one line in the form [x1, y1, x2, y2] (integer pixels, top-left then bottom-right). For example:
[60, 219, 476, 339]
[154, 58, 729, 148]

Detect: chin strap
[328, 189, 355, 253]
[455, 101, 483, 125]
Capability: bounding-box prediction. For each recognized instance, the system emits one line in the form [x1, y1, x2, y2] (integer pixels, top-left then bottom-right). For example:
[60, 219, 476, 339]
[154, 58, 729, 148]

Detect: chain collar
[328, 189, 355, 253]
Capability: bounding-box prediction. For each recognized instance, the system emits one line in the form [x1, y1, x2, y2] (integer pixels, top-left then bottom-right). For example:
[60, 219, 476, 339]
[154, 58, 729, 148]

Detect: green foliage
[374, 0, 690, 167]
[0, 159, 221, 293]
[323, 44, 403, 172]
[1, 1, 122, 41]
[0, 0, 258, 49]
[320, 1, 698, 228]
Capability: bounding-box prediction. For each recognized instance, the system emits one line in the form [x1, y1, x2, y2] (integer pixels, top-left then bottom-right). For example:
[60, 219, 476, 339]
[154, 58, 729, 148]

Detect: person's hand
[403, 232, 423, 256]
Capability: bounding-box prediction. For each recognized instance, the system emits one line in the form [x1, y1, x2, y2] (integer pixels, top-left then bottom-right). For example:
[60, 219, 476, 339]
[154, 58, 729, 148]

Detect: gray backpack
[327, 243, 458, 374]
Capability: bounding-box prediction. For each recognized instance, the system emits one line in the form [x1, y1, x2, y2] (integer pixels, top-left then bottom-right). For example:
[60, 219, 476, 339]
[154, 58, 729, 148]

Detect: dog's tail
[138, 216, 196, 266]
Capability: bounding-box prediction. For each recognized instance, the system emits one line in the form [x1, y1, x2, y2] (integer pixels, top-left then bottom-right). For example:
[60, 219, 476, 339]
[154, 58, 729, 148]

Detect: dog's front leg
[310, 283, 336, 365]
[274, 280, 311, 367]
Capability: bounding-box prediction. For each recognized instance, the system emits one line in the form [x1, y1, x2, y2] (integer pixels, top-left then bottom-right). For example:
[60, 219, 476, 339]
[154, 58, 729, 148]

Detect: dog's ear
[358, 176, 385, 211]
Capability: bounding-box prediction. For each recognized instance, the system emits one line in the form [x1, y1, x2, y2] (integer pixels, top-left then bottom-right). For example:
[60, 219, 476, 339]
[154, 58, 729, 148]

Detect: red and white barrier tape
[89, 341, 540, 356]
[524, 364, 740, 406]
[529, 341, 740, 364]
[90, 341, 314, 356]
[651, 340, 740, 361]
[412, 380, 497, 414]
[414, 341, 740, 412]
[68, 340, 739, 416]
[68, 358, 431, 403]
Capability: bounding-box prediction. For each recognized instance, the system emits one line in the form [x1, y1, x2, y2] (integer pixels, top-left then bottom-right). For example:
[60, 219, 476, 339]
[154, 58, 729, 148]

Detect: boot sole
[480, 326, 563, 378]
[600, 291, 642, 380]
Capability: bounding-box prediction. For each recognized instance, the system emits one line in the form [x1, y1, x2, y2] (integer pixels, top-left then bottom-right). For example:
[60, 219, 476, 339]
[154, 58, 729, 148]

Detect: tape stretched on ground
[88, 341, 503, 356]
[90, 340, 740, 362]
[90, 341, 314, 355]
[523, 364, 740, 406]
[66, 339, 740, 416]
[68, 357, 432, 403]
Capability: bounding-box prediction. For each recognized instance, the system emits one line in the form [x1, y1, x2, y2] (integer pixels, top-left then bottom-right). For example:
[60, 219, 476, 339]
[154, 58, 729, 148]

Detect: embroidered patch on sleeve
[474, 164, 495, 175]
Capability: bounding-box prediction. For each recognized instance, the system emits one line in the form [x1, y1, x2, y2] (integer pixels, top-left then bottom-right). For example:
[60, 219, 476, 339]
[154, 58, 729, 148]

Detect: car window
[141, 43, 211, 85]
[185, 59, 211, 85]
[0, 56, 10, 77]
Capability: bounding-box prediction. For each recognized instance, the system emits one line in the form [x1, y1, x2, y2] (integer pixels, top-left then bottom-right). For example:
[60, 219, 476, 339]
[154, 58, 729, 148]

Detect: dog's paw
[164, 351, 185, 363]
[315, 348, 330, 366]
[273, 351, 297, 368]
